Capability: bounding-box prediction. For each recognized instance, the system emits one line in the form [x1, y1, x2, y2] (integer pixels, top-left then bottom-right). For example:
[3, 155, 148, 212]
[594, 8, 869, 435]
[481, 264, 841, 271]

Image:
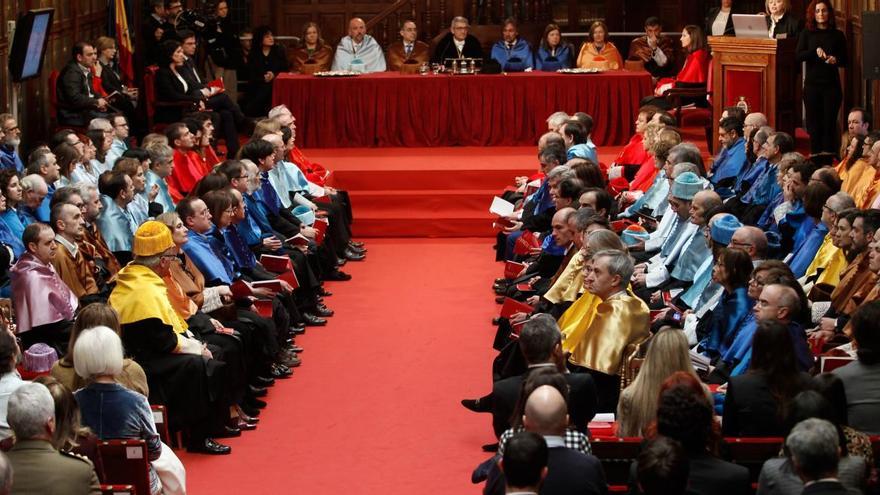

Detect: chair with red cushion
[47, 70, 88, 135]
[143, 65, 197, 133]
[97, 440, 152, 495]
[590, 436, 643, 485]
[722, 437, 785, 482]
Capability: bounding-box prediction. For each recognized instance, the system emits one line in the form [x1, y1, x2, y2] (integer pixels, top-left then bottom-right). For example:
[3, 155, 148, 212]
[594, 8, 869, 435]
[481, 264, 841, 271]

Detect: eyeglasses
[160, 254, 179, 262]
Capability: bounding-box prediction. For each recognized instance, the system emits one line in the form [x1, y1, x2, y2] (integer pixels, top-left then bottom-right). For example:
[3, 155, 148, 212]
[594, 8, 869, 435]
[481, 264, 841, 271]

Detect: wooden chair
[722, 437, 785, 482]
[664, 84, 715, 153]
[97, 440, 152, 495]
[150, 404, 171, 446]
[619, 334, 653, 392]
[100, 485, 135, 495]
[590, 437, 643, 485]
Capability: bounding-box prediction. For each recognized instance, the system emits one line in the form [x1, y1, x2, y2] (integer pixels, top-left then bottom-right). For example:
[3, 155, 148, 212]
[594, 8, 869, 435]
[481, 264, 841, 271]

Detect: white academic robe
[331, 35, 387, 73]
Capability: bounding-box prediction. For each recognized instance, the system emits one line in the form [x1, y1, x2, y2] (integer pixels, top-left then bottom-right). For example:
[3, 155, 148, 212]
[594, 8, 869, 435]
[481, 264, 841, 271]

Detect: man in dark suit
[464, 314, 598, 440]
[499, 432, 548, 494]
[56, 42, 111, 127]
[431, 16, 483, 65]
[789, 418, 850, 495]
[484, 385, 606, 495]
[386, 20, 430, 72]
[143, 0, 174, 65]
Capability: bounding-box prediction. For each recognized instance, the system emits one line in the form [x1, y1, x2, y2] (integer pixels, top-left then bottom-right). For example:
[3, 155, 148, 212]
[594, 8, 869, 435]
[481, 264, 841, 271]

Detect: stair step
[334, 168, 533, 191]
[353, 218, 497, 238]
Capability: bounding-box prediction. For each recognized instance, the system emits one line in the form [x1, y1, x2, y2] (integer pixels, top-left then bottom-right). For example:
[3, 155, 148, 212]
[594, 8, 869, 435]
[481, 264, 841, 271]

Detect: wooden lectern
[708, 36, 799, 145]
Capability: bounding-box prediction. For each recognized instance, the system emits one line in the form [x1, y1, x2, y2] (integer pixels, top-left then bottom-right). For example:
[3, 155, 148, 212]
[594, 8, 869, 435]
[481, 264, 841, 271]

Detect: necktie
[507, 43, 513, 51]
[405, 44, 412, 57]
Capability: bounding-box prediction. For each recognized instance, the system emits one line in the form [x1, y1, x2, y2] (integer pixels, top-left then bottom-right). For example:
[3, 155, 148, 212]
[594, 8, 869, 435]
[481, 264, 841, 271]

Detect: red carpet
[180, 239, 501, 494]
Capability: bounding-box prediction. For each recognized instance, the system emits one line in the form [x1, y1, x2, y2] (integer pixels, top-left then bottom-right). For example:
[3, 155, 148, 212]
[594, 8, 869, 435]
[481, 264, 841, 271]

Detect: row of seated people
[0, 104, 367, 493]
[461, 106, 879, 494]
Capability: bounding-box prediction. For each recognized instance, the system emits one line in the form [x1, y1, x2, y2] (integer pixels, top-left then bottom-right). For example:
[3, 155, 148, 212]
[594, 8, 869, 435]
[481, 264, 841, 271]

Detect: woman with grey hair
[73, 326, 182, 495]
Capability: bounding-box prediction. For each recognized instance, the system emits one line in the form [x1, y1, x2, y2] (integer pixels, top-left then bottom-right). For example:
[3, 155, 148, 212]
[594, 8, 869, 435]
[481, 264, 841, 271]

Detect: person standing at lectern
[765, 0, 802, 39]
[797, 0, 847, 157]
[431, 17, 483, 64]
[331, 18, 386, 73]
[386, 20, 430, 72]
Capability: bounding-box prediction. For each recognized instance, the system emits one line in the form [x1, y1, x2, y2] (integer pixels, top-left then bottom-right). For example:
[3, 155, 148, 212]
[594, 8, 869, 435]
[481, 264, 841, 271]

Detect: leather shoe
[492, 317, 501, 326]
[461, 398, 490, 413]
[277, 355, 301, 368]
[495, 295, 506, 304]
[317, 287, 332, 297]
[350, 240, 365, 248]
[271, 364, 293, 378]
[313, 304, 334, 317]
[248, 385, 268, 397]
[290, 326, 306, 335]
[494, 278, 506, 285]
[302, 313, 327, 326]
[216, 425, 241, 438]
[289, 345, 304, 353]
[188, 438, 232, 455]
[344, 248, 365, 261]
[482, 443, 499, 453]
[325, 270, 352, 281]
[245, 397, 267, 409]
[253, 376, 275, 387]
[237, 419, 257, 431]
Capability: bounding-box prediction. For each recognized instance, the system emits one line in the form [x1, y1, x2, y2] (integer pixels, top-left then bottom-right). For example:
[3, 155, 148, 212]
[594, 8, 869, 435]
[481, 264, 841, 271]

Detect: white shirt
[55, 234, 79, 257]
[453, 38, 465, 55]
[712, 9, 731, 36]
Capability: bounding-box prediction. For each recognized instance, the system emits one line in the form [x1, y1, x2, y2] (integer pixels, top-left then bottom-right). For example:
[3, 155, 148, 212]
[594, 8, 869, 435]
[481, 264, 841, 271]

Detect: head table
[271, 70, 653, 148]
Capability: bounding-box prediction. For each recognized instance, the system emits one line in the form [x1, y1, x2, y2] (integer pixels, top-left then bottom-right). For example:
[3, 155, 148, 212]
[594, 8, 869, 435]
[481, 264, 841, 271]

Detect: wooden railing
[471, 0, 553, 25]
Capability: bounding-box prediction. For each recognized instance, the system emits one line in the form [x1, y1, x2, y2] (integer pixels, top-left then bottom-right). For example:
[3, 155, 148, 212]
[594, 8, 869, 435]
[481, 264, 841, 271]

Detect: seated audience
[722, 320, 814, 437]
[144, 142, 178, 210]
[0, 329, 23, 440]
[784, 419, 852, 495]
[5, 382, 102, 494]
[78, 183, 122, 281]
[50, 303, 149, 397]
[698, 248, 754, 358]
[10, 223, 78, 351]
[833, 301, 880, 435]
[576, 21, 623, 70]
[631, 372, 749, 495]
[386, 20, 430, 72]
[49, 202, 105, 304]
[636, 436, 690, 495]
[290, 22, 333, 74]
[617, 327, 698, 437]
[96, 170, 139, 264]
[32, 375, 99, 468]
[499, 432, 549, 494]
[710, 117, 748, 191]
[535, 23, 572, 71]
[643, 25, 711, 110]
[0, 114, 23, 173]
[562, 120, 597, 164]
[331, 17, 387, 73]
[490, 18, 534, 72]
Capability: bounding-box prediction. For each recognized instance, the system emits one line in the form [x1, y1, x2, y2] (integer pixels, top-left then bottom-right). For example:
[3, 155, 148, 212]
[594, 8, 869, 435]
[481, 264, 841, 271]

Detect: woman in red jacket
[642, 25, 711, 110]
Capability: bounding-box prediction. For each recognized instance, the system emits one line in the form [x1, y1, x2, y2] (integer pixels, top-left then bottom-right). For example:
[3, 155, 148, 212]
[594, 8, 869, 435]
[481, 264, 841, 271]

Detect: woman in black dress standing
[797, 0, 847, 157]
[243, 26, 290, 117]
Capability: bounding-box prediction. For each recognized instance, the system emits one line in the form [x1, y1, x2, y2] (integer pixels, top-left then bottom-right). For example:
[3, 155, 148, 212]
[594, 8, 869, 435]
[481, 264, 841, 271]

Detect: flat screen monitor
[8, 8, 55, 83]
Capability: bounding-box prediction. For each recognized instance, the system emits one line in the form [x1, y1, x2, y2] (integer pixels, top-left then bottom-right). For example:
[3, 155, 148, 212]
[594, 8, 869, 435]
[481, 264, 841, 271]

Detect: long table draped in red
[272, 71, 653, 148]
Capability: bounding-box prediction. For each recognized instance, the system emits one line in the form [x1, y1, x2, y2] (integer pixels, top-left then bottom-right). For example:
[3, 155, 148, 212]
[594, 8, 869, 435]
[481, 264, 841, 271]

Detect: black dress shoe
[482, 443, 499, 452]
[317, 287, 333, 297]
[350, 240, 365, 248]
[216, 425, 242, 438]
[461, 398, 490, 413]
[246, 397, 267, 409]
[325, 270, 352, 281]
[237, 411, 260, 423]
[302, 313, 327, 326]
[348, 241, 366, 252]
[344, 248, 365, 261]
[289, 345, 304, 353]
[188, 438, 232, 455]
[495, 295, 506, 304]
[335, 257, 347, 267]
[271, 364, 293, 379]
[290, 326, 306, 335]
[237, 419, 257, 431]
[248, 385, 268, 397]
[253, 376, 275, 387]
[313, 304, 334, 317]
[492, 317, 501, 326]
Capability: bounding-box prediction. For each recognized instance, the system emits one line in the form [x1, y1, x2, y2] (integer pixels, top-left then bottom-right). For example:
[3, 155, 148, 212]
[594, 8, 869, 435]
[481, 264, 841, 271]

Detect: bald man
[729, 226, 768, 265]
[485, 385, 607, 495]
[737, 283, 813, 373]
[331, 17, 386, 73]
[743, 112, 768, 139]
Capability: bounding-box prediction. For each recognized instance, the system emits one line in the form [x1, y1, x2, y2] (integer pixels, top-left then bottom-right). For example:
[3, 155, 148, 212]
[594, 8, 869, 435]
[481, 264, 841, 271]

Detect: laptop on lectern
[732, 14, 769, 39]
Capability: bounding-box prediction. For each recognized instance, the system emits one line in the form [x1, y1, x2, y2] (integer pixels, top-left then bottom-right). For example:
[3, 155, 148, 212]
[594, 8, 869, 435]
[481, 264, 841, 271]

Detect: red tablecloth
[272, 71, 653, 148]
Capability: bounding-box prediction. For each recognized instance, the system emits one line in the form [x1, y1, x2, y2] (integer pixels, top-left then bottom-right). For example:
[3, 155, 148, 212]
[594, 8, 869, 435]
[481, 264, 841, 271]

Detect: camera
[173, 9, 217, 34]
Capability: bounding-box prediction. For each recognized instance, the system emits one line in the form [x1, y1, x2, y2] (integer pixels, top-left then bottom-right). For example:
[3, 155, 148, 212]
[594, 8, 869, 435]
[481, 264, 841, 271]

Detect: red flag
[114, 0, 134, 83]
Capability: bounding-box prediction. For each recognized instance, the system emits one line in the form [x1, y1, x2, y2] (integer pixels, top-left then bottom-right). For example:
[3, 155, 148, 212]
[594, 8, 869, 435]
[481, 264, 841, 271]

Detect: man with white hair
[331, 17, 386, 73]
[5, 382, 101, 494]
[431, 16, 483, 64]
[786, 419, 848, 494]
[546, 112, 570, 134]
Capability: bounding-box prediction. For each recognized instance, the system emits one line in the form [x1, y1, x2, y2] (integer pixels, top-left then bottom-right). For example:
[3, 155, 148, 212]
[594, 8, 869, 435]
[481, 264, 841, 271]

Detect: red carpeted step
[332, 169, 532, 191]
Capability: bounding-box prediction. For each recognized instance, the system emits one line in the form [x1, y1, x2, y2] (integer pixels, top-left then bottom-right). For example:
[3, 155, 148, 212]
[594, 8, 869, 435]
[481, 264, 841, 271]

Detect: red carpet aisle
[180, 239, 502, 493]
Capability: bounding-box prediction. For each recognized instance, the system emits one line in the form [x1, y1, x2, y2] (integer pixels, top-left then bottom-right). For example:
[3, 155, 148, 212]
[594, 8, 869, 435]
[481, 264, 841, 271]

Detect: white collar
[55, 234, 79, 257]
[543, 435, 565, 448]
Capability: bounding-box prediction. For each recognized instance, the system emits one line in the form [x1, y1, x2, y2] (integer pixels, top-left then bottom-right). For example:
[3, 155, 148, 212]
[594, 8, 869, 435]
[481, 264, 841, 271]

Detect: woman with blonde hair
[576, 21, 623, 70]
[630, 127, 682, 193]
[616, 327, 697, 437]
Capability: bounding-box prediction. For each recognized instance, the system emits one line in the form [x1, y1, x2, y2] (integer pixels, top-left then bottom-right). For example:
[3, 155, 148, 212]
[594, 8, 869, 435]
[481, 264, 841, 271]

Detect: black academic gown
[431, 33, 483, 64]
